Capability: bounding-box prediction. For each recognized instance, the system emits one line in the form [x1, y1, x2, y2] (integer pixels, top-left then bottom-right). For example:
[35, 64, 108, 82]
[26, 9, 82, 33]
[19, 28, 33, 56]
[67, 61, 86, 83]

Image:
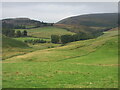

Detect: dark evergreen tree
[22, 30, 27, 37]
[2, 28, 15, 37]
[60, 32, 93, 44]
[61, 35, 72, 44]
[16, 31, 22, 37]
[8, 29, 15, 37]
[51, 35, 59, 43]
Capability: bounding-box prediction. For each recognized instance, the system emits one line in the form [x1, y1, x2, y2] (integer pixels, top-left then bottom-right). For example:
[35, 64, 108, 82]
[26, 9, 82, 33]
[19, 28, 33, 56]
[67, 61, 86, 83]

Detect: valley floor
[2, 30, 118, 88]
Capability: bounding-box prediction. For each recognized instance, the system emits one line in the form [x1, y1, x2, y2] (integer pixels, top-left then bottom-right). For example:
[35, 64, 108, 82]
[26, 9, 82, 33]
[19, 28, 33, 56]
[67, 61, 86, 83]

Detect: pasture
[15, 26, 75, 38]
[2, 36, 61, 60]
[2, 30, 118, 88]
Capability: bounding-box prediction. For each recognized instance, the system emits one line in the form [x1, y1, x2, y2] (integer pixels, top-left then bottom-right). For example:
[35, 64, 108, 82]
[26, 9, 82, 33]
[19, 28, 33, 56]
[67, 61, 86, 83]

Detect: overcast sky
[2, 2, 118, 23]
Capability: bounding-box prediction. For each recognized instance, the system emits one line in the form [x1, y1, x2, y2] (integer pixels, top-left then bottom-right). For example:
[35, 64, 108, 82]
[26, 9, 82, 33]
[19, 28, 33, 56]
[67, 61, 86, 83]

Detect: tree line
[24, 39, 46, 45]
[51, 32, 99, 44]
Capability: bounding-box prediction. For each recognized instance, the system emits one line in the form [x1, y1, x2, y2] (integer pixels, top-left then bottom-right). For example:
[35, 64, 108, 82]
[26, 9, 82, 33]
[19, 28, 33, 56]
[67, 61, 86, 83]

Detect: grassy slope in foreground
[15, 26, 75, 38]
[2, 36, 30, 60]
[3, 29, 118, 88]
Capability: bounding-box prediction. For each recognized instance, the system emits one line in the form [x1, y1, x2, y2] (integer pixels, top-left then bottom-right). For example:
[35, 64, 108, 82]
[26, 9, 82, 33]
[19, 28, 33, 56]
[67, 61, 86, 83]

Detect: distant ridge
[2, 18, 41, 26]
[2, 18, 53, 29]
[57, 13, 118, 27]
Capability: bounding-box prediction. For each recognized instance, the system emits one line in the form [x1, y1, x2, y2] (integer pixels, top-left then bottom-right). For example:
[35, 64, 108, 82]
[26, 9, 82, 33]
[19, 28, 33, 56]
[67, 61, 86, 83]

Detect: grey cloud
[2, 2, 118, 23]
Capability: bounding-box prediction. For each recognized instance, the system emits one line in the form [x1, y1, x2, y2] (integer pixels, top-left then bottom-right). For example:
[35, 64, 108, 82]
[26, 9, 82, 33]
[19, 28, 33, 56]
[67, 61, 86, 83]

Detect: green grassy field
[15, 26, 75, 38]
[2, 30, 118, 88]
[2, 36, 61, 60]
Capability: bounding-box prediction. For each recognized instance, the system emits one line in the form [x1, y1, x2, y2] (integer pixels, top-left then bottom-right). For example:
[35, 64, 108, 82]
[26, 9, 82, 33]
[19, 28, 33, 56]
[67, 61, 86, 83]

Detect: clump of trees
[61, 35, 73, 44]
[2, 22, 28, 37]
[40, 22, 54, 27]
[22, 30, 27, 37]
[2, 27, 28, 38]
[51, 35, 59, 44]
[16, 30, 28, 37]
[51, 32, 94, 44]
[24, 39, 46, 44]
[16, 31, 21, 37]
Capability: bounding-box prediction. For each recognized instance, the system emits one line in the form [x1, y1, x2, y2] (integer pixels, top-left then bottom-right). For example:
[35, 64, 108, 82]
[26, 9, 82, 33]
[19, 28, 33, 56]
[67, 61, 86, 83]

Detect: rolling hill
[2, 13, 118, 88]
[4, 28, 118, 63]
[2, 35, 28, 48]
[2, 26, 75, 60]
[56, 13, 118, 27]
[2, 36, 30, 60]
[2, 35, 62, 60]
[3, 28, 118, 88]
